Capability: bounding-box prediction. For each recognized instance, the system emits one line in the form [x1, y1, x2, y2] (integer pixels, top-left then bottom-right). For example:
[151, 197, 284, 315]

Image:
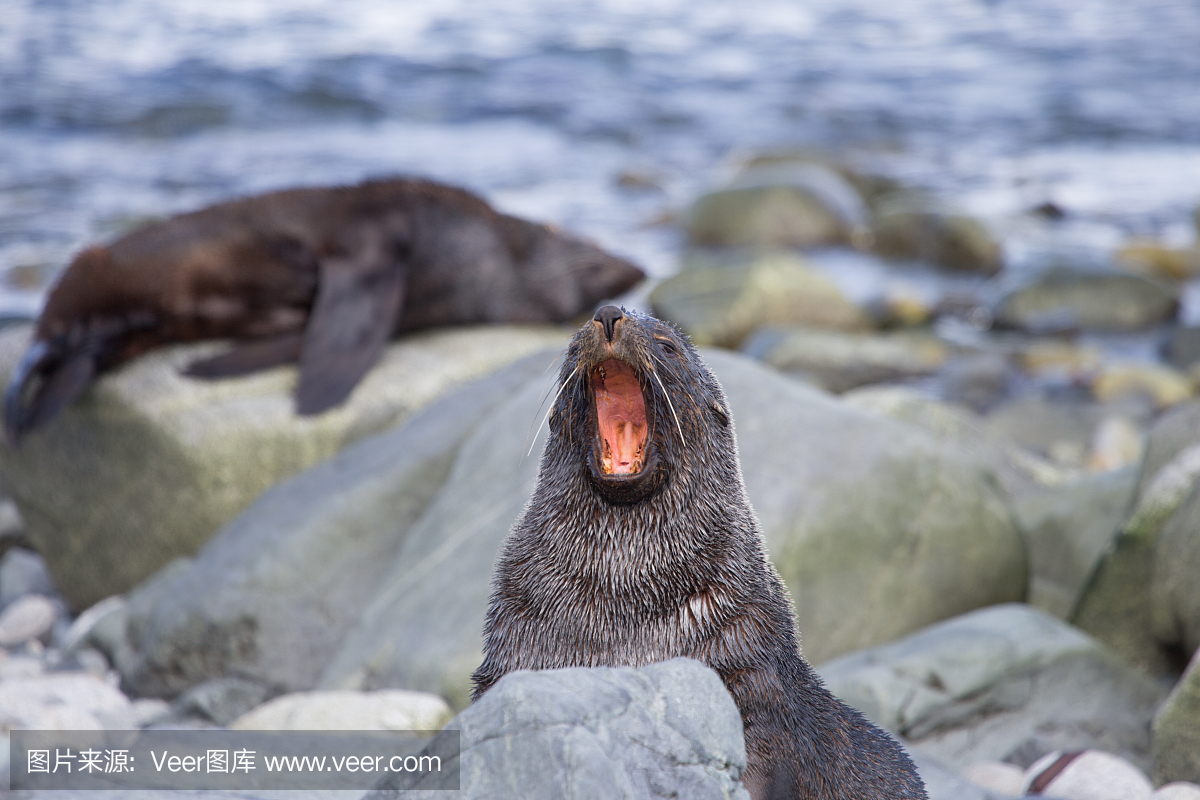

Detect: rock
[1154, 648, 1200, 785]
[1019, 340, 1104, 379]
[742, 326, 950, 393]
[940, 352, 1012, 413]
[911, 751, 1013, 800]
[686, 161, 867, 248]
[994, 272, 1178, 334]
[0, 547, 56, 608]
[320, 348, 1026, 703]
[120, 350, 559, 699]
[0, 324, 569, 611]
[1011, 467, 1137, 618]
[1117, 241, 1200, 281]
[985, 395, 1100, 470]
[1151, 484, 1200, 660]
[961, 759, 1025, 796]
[1164, 327, 1200, 371]
[231, 689, 451, 731]
[376, 659, 750, 799]
[1156, 784, 1200, 799]
[171, 676, 272, 726]
[870, 197, 1003, 274]
[0, 672, 136, 730]
[1022, 750, 1154, 800]
[1074, 402, 1200, 679]
[649, 252, 869, 347]
[0, 498, 23, 540]
[818, 604, 1167, 773]
[1092, 362, 1195, 409]
[0, 594, 58, 647]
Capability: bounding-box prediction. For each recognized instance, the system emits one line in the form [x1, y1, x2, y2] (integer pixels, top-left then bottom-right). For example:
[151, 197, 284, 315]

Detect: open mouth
[591, 358, 648, 476]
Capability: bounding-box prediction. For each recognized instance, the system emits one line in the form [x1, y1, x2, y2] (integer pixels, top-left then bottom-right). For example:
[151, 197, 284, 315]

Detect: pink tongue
[595, 360, 646, 475]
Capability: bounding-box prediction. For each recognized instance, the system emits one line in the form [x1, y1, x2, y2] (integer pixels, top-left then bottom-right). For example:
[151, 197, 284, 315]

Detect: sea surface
[3, 0, 1200, 320]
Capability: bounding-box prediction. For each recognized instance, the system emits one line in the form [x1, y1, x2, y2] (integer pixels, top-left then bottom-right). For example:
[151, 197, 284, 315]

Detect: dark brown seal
[472, 306, 927, 800]
[3, 178, 644, 443]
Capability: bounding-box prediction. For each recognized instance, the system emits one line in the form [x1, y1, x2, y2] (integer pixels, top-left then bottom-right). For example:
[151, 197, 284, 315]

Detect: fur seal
[472, 307, 927, 800]
[3, 178, 644, 443]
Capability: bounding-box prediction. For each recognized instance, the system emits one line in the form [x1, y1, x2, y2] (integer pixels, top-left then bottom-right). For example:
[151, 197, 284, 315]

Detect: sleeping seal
[472, 306, 927, 800]
[3, 178, 644, 443]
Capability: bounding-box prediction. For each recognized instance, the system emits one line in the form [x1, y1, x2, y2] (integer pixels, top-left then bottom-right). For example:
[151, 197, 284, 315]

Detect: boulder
[686, 161, 867, 248]
[870, 197, 1003, 274]
[1155, 651, 1200, 785]
[649, 252, 869, 347]
[742, 326, 949, 393]
[1011, 467, 1138, 618]
[320, 348, 1026, 703]
[994, 272, 1178, 334]
[1021, 750, 1154, 800]
[1151, 484, 1200, 658]
[817, 604, 1167, 773]
[370, 659, 751, 800]
[0, 323, 568, 611]
[231, 689, 451, 731]
[119, 350, 561, 699]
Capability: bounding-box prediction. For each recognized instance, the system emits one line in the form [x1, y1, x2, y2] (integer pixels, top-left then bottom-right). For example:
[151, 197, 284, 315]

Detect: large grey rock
[374, 659, 751, 800]
[870, 201, 1003, 274]
[0, 324, 569, 611]
[995, 272, 1178, 333]
[818, 604, 1167, 773]
[1012, 468, 1138, 618]
[686, 161, 867, 249]
[119, 349, 561, 699]
[744, 326, 949, 393]
[1154, 649, 1200, 784]
[321, 348, 1025, 704]
[1151, 484, 1200, 658]
[649, 251, 869, 347]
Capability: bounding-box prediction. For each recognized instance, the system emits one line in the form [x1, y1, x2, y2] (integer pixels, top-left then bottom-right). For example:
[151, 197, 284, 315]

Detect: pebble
[1087, 416, 1145, 472]
[0, 593, 57, 647]
[0, 547, 55, 607]
[1022, 750, 1153, 800]
[1092, 362, 1195, 409]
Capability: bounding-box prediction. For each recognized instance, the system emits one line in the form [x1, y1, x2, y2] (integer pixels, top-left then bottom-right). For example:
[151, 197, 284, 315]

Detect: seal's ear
[710, 399, 729, 427]
[295, 226, 407, 415]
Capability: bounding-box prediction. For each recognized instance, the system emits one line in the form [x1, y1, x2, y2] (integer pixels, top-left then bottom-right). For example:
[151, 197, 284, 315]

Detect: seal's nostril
[593, 305, 624, 343]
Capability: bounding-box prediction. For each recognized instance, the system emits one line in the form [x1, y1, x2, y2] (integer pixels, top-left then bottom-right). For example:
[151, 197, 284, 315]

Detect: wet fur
[473, 310, 927, 800]
[5, 178, 644, 441]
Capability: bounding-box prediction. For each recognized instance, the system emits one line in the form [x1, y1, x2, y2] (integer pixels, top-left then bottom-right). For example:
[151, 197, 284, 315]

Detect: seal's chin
[586, 358, 662, 504]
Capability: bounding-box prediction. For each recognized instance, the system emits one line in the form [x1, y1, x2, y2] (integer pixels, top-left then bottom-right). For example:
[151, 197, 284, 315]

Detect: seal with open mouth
[472, 306, 927, 800]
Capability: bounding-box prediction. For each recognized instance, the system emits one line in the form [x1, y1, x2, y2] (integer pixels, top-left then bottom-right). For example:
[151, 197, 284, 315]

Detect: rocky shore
[2, 153, 1200, 799]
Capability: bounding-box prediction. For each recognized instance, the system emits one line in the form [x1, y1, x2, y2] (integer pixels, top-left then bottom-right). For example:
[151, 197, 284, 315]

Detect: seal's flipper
[295, 232, 406, 415]
[183, 333, 304, 379]
[4, 343, 96, 445]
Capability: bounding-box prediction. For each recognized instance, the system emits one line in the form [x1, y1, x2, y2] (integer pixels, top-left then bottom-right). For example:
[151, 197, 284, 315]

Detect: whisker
[651, 368, 684, 442]
[522, 348, 570, 457]
[526, 366, 578, 459]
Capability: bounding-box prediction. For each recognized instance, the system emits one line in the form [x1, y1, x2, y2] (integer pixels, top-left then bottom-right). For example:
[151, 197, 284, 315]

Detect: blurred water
[2, 0, 1200, 316]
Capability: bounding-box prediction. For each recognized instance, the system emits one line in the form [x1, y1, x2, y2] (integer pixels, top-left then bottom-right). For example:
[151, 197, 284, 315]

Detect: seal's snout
[593, 305, 624, 343]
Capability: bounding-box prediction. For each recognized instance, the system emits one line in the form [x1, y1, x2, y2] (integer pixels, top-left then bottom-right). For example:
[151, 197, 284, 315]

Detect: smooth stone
[1155, 783, 1200, 799]
[985, 395, 1100, 470]
[0, 672, 136, 730]
[818, 604, 1167, 773]
[994, 272, 1178, 334]
[0, 547, 55, 608]
[649, 251, 870, 347]
[1011, 467, 1138, 619]
[170, 676, 272, 727]
[0, 593, 57, 647]
[961, 759, 1026, 796]
[1152, 629, 1200, 784]
[743, 326, 949, 393]
[686, 161, 866, 248]
[1116, 241, 1200, 281]
[320, 348, 1026, 704]
[1021, 750, 1153, 800]
[1164, 327, 1200, 370]
[231, 689, 451, 731]
[0, 323, 570, 611]
[870, 197, 1003, 274]
[1151, 483, 1200, 656]
[1092, 362, 1195, 409]
[119, 350, 559, 699]
[368, 659, 751, 800]
[1019, 340, 1104, 378]
[911, 751, 1013, 800]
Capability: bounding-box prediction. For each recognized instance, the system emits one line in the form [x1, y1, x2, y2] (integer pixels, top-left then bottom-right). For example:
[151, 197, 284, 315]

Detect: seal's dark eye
[656, 339, 677, 356]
